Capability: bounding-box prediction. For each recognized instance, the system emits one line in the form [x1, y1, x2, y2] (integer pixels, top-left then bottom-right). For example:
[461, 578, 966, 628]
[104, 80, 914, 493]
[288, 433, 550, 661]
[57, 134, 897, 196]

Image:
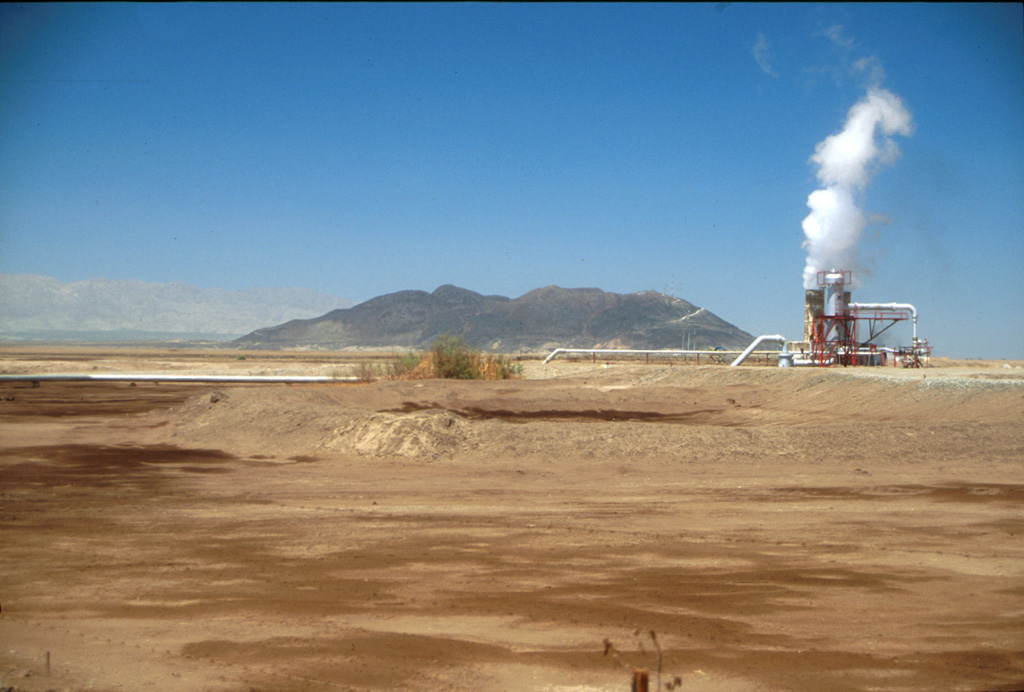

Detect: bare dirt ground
[1, 349, 1023, 692]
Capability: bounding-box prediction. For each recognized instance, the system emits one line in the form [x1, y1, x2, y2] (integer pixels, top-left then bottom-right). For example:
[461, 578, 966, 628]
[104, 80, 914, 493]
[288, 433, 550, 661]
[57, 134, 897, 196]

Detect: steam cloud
[801, 87, 913, 288]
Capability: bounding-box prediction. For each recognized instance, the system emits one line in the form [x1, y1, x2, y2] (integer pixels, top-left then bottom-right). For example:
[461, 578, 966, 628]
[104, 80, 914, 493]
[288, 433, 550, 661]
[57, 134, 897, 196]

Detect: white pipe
[729, 335, 788, 367]
[0, 373, 358, 383]
[542, 348, 743, 364]
[847, 302, 918, 341]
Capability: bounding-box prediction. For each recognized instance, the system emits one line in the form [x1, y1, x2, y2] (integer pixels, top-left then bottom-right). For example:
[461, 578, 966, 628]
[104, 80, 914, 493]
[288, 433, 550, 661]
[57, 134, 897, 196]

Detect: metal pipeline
[729, 335, 788, 367]
[792, 357, 825, 367]
[847, 302, 918, 341]
[542, 348, 737, 364]
[0, 373, 358, 384]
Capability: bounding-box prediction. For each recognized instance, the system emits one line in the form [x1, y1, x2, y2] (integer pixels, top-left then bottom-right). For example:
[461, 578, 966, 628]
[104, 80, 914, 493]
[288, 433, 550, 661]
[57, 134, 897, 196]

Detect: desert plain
[1, 347, 1023, 692]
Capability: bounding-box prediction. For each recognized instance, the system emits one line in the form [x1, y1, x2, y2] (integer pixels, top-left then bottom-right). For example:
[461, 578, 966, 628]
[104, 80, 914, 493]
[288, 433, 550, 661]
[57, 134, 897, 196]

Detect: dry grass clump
[474, 352, 521, 380]
[386, 334, 522, 381]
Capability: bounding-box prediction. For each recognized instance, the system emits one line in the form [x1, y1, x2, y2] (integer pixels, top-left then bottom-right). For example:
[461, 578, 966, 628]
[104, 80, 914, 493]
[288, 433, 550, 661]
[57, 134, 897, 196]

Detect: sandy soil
[1, 350, 1023, 692]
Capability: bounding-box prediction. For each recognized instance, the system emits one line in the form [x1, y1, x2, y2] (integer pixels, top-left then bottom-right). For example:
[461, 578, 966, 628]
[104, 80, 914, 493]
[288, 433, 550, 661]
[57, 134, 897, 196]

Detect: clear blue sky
[2, 3, 1022, 358]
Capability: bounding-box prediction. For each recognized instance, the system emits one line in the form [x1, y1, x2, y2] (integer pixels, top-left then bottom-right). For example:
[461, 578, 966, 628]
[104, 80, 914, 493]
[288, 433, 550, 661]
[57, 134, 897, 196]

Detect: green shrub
[383, 337, 522, 381]
[386, 351, 423, 379]
[491, 354, 524, 379]
[432, 334, 479, 379]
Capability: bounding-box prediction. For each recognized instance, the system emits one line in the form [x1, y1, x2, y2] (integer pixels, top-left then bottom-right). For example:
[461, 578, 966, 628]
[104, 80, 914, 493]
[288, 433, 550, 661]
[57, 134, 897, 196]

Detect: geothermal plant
[786, 86, 927, 368]
[793, 269, 929, 368]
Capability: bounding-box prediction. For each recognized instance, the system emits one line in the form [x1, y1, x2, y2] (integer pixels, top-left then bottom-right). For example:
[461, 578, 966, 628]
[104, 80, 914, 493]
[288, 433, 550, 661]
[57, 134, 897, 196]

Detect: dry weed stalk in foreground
[604, 631, 683, 691]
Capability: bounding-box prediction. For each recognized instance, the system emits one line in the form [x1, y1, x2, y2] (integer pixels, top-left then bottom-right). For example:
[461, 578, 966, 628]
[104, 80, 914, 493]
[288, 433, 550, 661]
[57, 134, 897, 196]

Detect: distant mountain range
[232, 284, 753, 352]
[0, 275, 754, 351]
[0, 274, 353, 340]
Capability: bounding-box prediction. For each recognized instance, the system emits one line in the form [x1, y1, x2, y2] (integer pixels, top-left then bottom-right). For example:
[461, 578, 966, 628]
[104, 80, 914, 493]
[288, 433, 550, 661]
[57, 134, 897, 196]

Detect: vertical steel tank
[822, 270, 848, 317]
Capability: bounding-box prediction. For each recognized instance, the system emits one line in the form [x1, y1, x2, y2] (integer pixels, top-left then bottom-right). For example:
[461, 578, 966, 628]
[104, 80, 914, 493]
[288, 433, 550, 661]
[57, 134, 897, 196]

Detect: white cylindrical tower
[822, 270, 847, 317]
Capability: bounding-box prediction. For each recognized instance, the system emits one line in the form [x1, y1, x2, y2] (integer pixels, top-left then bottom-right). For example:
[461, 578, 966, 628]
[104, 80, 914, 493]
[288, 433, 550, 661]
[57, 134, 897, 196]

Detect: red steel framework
[808, 271, 928, 367]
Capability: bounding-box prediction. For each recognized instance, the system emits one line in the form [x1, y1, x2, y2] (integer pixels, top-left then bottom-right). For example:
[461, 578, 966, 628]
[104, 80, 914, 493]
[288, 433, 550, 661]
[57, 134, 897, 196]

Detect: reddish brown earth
[1, 350, 1023, 692]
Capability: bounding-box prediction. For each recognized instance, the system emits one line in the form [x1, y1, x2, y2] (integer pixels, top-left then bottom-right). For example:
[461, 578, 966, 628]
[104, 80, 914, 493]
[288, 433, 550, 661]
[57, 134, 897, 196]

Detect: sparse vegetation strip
[366, 334, 522, 381]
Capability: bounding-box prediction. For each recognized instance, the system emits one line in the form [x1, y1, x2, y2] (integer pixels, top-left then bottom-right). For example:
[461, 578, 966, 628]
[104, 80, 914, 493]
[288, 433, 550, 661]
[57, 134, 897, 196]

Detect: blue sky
[1, 3, 1021, 358]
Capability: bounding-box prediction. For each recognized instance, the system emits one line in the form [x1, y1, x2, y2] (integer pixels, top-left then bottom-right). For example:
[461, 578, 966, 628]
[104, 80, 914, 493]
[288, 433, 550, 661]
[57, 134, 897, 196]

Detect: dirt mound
[172, 388, 230, 417]
[156, 385, 479, 461]
[321, 409, 475, 460]
[154, 386, 357, 458]
[142, 365, 1024, 463]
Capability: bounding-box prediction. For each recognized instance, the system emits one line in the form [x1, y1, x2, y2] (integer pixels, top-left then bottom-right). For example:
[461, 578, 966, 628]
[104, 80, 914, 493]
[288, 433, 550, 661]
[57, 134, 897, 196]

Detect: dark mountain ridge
[232, 284, 753, 352]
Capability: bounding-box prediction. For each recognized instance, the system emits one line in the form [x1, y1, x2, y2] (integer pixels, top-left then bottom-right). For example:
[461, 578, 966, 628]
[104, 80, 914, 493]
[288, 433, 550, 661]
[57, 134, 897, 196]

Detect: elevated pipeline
[543, 348, 740, 364]
[847, 302, 918, 341]
[0, 373, 358, 384]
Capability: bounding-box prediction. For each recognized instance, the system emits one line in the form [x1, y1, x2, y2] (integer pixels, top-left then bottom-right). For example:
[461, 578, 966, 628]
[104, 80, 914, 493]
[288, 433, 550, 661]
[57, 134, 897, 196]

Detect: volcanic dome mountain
[232, 285, 753, 352]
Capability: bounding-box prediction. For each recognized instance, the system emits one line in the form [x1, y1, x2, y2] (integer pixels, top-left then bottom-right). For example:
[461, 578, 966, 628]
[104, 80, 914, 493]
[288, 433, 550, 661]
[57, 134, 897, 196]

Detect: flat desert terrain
[1, 348, 1023, 692]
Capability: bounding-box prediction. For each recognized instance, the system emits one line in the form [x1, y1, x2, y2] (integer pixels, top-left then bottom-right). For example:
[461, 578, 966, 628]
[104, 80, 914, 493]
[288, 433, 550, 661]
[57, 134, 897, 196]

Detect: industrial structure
[727, 269, 929, 368]
[546, 269, 930, 369]
[794, 269, 930, 367]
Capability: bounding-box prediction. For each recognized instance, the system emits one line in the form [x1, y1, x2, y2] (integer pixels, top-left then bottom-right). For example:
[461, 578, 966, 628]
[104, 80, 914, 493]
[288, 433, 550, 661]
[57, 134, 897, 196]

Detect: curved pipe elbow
[730, 334, 788, 367]
[848, 302, 918, 339]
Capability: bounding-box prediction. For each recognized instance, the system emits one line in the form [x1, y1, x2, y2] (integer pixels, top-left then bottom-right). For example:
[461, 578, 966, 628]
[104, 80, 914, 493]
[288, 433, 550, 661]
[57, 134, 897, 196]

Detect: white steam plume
[801, 87, 913, 288]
